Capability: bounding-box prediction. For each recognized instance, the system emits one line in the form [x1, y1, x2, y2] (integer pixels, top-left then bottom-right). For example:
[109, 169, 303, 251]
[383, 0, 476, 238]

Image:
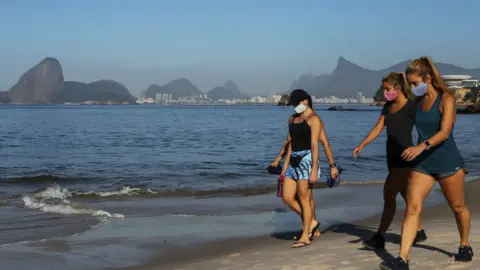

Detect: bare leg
[399, 171, 435, 261]
[438, 170, 470, 246]
[292, 180, 313, 247]
[283, 178, 318, 236]
[310, 194, 320, 237]
[282, 177, 301, 214]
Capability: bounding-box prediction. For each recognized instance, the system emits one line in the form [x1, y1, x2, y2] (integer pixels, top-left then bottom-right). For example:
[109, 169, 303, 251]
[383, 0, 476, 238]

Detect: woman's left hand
[330, 167, 339, 179]
[309, 170, 318, 184]
[401, 144, 426, 161]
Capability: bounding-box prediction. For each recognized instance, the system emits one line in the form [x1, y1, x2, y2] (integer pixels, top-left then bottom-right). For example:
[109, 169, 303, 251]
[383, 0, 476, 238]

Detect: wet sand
[132, 179, 480, 270]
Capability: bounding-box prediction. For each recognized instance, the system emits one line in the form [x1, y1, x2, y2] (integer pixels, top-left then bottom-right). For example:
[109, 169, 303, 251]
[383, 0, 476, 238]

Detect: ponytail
[397, 72, 411, 98]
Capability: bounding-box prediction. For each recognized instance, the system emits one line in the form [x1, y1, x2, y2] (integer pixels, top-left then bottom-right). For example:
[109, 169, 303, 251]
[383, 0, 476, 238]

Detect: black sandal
[292, 241, 310, 248]
[308, 221, 320, 240]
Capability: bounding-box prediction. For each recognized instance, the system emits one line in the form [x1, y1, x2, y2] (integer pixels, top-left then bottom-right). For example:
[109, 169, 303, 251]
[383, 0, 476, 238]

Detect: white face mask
[294, 103, 307, 114]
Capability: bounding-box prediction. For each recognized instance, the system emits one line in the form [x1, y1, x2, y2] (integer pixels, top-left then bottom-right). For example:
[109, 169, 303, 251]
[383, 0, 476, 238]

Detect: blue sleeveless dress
[412, 93, 465, 178]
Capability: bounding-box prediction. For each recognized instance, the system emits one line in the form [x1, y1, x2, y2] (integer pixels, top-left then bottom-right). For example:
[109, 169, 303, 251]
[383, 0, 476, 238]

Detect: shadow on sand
[325, 223, 455, 262]
[269, 214, 454, 263]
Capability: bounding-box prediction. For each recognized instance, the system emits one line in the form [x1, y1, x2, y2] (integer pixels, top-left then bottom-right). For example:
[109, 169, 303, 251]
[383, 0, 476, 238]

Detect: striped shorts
[285, 150, 321, 180]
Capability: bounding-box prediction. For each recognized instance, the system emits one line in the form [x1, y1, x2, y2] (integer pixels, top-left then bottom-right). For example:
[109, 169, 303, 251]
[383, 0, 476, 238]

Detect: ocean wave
[22, 185, 124, 219]
[75, 186, 157, 198]
[2, 174, 390, 199]
[73, 180, 387, 199]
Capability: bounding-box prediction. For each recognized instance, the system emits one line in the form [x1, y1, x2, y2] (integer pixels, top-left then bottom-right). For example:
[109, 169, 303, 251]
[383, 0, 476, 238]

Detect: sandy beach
[131, 179, 480, 270]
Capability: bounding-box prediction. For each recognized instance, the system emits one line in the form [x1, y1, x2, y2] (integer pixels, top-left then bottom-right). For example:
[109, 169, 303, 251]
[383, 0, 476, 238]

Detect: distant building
[461, 80, 480, 88]
[249, 96, 266, 103]
[266, 93, 282, 103]
[357, 92, 364, 103]
[442, 75, 473, 89]
[154, 93, 173, 102]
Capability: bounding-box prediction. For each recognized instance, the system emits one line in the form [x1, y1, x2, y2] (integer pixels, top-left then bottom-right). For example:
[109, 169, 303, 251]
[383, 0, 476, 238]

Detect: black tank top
[289, 114, 312, 152]
[381, 99, 416, 154]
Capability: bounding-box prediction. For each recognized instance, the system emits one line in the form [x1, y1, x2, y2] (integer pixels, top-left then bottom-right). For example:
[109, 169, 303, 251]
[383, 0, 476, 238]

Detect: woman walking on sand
[380, 57, 473, 270]
[280, 89, 339, 248]
[353, 72, 427, 250]
[270, 115, 336, 240]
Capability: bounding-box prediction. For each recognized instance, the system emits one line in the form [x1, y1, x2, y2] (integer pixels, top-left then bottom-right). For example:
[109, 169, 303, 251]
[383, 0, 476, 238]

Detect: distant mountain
[289, 74, 332, 94]
[144, 78, 202, 100]
[0, 58, 136, 104]
[223, 79, 240, 93]
[6, 57, 64, 103]
[207, 80, 248, 100]
[290, 57, 480, 98]
[0, 92, 11, 103]
[53, 80, 136, 104]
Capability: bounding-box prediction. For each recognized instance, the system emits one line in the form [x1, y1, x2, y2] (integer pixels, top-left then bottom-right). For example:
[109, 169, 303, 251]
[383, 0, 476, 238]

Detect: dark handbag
[326, 166, 344, 188]
[289, 153, 309, 168]
[266, 165, 282, 175]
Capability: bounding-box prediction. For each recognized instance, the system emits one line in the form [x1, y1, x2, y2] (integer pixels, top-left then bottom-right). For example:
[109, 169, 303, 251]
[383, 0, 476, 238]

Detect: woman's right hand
[270, 160, 280, 167]
[353, 145, 363, 159]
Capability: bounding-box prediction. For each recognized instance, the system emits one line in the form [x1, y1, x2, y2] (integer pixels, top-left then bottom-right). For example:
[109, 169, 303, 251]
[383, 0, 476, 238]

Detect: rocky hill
[207, 80, 248, 100]
[6, 58, 64, 103]
[291, 57, 480, 98]
[53, 80, 136, 103]
[144, 78, 202, 100]
[0, 58, 136, 104]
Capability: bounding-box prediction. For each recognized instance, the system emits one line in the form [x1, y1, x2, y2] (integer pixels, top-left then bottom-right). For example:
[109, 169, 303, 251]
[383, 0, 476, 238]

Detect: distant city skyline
[1, 0, 480, 95]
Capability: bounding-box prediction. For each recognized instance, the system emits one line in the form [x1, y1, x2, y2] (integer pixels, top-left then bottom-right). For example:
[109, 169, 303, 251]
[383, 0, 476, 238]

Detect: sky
[1, 0, 479, 95]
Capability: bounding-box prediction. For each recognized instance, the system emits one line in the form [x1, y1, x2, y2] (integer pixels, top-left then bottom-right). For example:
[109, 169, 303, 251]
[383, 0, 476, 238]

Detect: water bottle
[276, 175, 284, 197]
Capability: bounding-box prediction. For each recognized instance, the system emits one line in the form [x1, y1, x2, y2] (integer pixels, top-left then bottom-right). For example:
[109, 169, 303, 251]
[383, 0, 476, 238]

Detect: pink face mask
[383, 90, 398, 101]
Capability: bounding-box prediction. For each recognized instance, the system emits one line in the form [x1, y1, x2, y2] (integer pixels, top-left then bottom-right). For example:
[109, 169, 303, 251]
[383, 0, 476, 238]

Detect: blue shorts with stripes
[285, 150, 321, 181]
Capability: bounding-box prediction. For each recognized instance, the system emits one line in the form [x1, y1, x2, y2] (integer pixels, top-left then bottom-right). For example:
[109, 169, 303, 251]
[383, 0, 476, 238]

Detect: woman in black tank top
[353, 72, 427, 250]
[280, 89, 339, 248]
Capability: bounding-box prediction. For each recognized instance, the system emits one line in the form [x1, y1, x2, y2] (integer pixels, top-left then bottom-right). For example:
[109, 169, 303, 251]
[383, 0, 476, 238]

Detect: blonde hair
[405, 56, 452, 94]
[382, 72, 410, 97]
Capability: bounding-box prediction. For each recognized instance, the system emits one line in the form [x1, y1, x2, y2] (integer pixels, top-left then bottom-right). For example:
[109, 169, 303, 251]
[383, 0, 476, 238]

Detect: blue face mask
[412, 83, 428, 96]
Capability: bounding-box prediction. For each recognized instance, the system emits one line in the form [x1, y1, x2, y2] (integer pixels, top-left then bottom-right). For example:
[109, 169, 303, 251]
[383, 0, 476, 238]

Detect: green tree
[471, 87, 479, 105]
[464, 91, 473, 101]
[373, 85, 385, 102]
[278, 94, 290, 106]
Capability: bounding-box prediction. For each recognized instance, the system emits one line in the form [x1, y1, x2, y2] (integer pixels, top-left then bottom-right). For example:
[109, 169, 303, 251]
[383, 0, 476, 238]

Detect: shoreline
[129, 178, 480, 270]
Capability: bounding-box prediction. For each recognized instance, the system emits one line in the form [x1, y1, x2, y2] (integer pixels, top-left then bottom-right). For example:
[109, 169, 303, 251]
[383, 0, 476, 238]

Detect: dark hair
[405, 56, 451, 94]
[382, 72, 410, 97]
[307, 95, 313, 108]
[289, 89, 313, 108]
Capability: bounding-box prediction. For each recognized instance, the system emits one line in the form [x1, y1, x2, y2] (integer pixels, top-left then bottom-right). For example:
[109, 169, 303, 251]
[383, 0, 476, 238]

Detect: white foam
[22, 185, 124, 219]
[77, 186, 156, 197]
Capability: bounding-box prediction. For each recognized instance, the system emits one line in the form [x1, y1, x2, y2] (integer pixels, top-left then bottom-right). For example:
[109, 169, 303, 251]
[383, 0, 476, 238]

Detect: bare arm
[272, 134, 290, 165]
[318, 122, 335, 165]
[308, 116, 321, 174]
[423, 94, 456, 147]
[358, 115, 385, 147]
[281, 116, 294, 174]
[281, 134, 292, 174]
